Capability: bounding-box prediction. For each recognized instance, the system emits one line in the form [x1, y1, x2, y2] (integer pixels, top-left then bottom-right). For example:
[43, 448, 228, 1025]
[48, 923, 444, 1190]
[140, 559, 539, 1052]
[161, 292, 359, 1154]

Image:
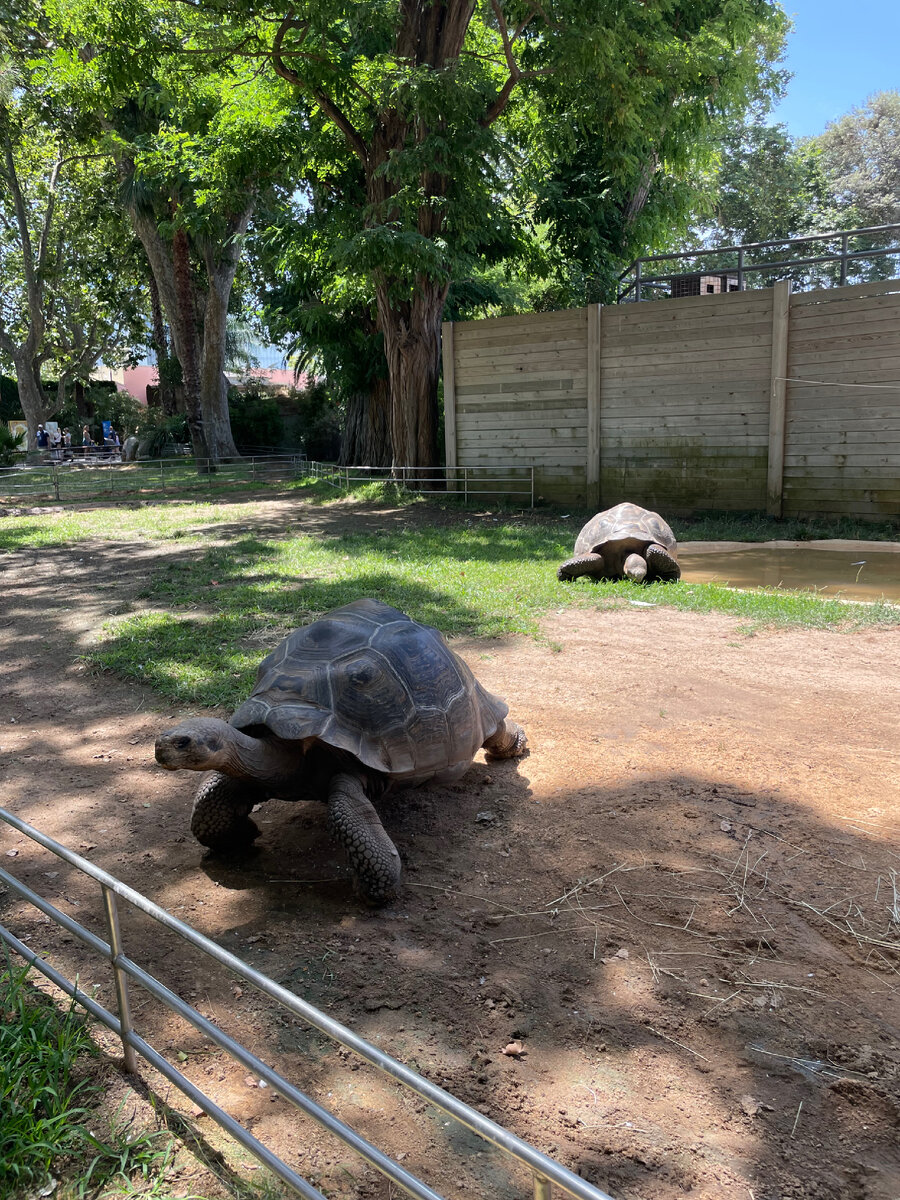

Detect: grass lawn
[1, 482, 895, 709]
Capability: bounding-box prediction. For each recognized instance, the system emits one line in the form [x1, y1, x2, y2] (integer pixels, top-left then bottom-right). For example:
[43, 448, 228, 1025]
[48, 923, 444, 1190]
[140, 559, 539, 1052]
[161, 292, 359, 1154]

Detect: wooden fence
[442, 278, 900, 518]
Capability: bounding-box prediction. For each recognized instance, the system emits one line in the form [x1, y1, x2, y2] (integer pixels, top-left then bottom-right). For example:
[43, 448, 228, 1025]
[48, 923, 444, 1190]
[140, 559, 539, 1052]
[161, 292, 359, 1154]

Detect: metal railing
[0, 453, 309, 504]
[304, 462, 535, 507]
[0, 456, 534, 508]
[617, 223, 900, 302]
[0, 806, 616, 1200]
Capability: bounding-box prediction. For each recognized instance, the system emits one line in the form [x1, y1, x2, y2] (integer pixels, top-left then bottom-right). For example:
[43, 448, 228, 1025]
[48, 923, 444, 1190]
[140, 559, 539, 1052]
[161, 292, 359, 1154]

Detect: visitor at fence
[81, 426, 93, 455]
[49, 427, 62, 461]
[35, 424, 49, 452]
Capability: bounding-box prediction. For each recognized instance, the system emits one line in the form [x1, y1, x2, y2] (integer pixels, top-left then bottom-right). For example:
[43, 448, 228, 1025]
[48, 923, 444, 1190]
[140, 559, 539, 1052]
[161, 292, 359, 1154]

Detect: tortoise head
[155, 718, 235, 771]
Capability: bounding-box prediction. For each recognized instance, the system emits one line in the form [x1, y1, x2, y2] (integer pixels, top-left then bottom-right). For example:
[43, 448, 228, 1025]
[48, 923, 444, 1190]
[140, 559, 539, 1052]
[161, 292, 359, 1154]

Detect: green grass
[0, 962, 175, 1198]
[2, 490, 898, 707]
[75, 510, 900, 709]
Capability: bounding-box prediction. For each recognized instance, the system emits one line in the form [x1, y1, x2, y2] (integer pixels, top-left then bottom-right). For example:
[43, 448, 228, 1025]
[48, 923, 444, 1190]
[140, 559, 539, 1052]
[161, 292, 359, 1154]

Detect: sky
[770, 0, 900, 137]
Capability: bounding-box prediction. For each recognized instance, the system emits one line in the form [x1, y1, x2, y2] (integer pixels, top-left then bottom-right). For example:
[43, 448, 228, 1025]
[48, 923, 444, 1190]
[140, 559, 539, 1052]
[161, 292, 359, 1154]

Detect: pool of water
[679, 541, 900, 603]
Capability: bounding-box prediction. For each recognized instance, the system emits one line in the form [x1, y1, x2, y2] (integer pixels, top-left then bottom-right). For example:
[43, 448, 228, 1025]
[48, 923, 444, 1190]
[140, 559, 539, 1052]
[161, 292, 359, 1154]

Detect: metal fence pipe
[119, 956, 447, 1200]
[0, 922, 125, 1035]
[0, 808, 615, 1200]
[0, 866, 110, 956]
[101, 885, 139, 1073]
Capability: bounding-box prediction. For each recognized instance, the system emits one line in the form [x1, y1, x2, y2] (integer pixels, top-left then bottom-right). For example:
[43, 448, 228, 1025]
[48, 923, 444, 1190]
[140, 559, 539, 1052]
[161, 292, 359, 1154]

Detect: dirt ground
[1, 498, 898, 1200]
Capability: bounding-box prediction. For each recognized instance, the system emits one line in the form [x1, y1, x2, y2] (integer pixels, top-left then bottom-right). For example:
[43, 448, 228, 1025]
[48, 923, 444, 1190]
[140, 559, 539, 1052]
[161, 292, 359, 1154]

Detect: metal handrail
[0, 806, 617, 1200]
[618, 222, 900, 301]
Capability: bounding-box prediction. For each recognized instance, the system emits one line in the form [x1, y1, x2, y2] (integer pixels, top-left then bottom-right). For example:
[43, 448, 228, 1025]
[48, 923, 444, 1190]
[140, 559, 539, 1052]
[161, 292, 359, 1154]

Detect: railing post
[635, 258, 642, 302]
[840, 232, 849, 286]
[737, 247, 745, 292]
[766, 279, 792, 517]
[534, 1173, 552, 1199]
[101, 885, 139, 1073]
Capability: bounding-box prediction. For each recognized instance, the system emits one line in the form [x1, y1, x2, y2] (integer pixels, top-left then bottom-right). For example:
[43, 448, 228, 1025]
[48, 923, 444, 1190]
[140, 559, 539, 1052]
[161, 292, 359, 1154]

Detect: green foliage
[0, 961, 175, 1197]
[812, 91, 900, 228]
[1, 374, 23, 419]
[281, 380, 342, 460]
[228, 386, 285, 450]
[0, 421, 25, 464]
[52, 384, 143, 442]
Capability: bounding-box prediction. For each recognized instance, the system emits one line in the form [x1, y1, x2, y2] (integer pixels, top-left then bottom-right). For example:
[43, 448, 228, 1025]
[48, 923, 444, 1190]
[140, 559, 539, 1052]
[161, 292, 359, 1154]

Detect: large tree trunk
[148, 272, 177, 415]
[171, 224, 213, 465]
[374, 279, 445, 472]
[198, 201, 254, 462]
[11, 353, 51, 451]
[340, 375, 391, 466]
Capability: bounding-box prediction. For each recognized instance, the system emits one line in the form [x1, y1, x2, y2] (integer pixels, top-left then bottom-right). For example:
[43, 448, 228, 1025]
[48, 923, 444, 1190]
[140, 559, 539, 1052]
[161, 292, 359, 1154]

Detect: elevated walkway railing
[0, 806, 615, 1200]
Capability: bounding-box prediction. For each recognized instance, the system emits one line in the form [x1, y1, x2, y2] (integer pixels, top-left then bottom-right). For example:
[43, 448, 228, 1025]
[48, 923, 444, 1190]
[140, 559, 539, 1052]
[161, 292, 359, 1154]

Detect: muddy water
[679, 540, 900, 602]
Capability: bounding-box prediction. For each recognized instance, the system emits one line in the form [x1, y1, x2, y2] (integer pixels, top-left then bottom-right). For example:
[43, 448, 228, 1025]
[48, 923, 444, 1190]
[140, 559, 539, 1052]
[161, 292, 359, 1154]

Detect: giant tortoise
[558, 502, 681, 583]
[155, 599, 527, 904]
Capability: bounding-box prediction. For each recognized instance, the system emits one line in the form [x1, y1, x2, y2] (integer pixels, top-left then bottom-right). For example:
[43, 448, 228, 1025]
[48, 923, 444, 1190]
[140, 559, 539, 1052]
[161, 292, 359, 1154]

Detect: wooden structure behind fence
[442, 278, 900, 518]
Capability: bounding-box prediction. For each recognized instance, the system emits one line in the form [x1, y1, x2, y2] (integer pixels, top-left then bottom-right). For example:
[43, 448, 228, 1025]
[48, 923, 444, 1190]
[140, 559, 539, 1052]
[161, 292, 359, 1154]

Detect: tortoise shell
[229, 598, 508, 784]
[573, 502, 678, 559]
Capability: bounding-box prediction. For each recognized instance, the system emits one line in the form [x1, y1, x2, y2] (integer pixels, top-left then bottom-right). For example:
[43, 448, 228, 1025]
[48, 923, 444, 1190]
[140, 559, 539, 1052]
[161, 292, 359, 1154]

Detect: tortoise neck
[226, 728, 304, 787]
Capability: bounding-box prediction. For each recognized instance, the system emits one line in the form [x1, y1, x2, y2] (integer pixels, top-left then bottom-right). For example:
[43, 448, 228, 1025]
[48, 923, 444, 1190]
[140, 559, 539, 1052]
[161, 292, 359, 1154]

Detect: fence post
[442, 321, 458, 493]
[101, 885, 139, 1073]
[586, 303, 602, 509]
[766, 280, 792, 517]
[533, 1174, 552, 1200]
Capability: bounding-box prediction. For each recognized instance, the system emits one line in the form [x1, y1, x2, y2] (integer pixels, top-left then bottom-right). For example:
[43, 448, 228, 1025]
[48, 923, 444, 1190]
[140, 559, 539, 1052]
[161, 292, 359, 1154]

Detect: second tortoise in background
[558, 502, 681, 583]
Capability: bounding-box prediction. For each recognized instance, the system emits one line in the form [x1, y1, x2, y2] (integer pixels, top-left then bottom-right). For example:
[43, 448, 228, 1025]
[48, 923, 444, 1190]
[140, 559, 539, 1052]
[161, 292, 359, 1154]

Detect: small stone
[501, 1040, 525, 1057]
[615, 947, 629, 959]
[740, 1095, 760, 1117]
[476, 811, 498, 825]
[720, 820, 732, 832]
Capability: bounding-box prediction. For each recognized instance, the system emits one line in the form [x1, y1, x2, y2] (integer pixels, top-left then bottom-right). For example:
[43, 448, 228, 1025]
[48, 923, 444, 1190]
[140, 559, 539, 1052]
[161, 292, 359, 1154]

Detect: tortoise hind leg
[191, 771, 265, 850]
[482, 718, 528, 760]
[557, 551, 604, 581]
[646, 543, 681, 582]
[327, 773, 401, 906]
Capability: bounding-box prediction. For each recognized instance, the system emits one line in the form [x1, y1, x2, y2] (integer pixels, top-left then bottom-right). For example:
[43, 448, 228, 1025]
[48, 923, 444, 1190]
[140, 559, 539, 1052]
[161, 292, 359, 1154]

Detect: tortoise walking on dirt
[558, 502, 681, 583]
[155, 599, 527, 905]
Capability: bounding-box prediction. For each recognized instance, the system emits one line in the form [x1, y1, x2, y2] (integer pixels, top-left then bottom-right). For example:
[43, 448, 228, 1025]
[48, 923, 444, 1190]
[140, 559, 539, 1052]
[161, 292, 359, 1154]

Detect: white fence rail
[0, 807, 615, 1200]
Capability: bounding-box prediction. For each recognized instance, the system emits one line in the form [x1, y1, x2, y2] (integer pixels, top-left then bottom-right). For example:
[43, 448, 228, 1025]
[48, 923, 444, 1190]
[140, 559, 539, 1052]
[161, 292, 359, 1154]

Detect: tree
[0, 58, 148, 444]
[681, 119, 837, 248]
[812, 91, 900, 228]
[47, 2, 306, 462]
[260, 0, 789, 469]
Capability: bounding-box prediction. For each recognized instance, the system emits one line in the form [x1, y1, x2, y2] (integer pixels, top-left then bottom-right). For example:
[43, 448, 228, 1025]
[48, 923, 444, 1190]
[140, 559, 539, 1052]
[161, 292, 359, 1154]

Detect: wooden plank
[782, 452, 900, 467]
[455, 379, 581, 397]
[787, 346, 900, 369]
[787, 308, 900, 339]
[455, 343, 592, 368]
[607, 291, 772, 324]
[453, 310, 586, 339]
[600, 343, 772, 370]
[789, 291, 900, 323]
[457, 412, 588, 431]
[442, 322, 457, 470]
[456, 366, 587, 387]
[601, 319, 772, 350]
[460, 448, 588, 465]
[789, 276, 900, 305]
[453, 333, 586, 356]
[600, 385, 770, 406]
[767, 281, 791, 515]
[459, 428, 586, 447]
[586, 303, 601, 507]
[785, 415, 900, 431]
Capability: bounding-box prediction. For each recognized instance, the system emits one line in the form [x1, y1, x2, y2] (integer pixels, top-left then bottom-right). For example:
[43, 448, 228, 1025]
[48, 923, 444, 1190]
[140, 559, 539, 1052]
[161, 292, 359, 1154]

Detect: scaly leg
[482, 718, 528, 761]
[646, 543, 681, 582]
[190, 771, 265, 849]
[557, 551, 604, 581]
[327, 773, 402, 906]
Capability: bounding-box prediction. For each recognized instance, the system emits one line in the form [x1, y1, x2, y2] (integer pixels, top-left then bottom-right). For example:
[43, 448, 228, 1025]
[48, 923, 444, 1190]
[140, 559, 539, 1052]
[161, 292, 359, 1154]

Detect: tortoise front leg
[483, 718, 528, 760]
[327, 773, 402, 906]
[557, 551, 604, 581]
[191, 771, 266, 850]
[646, 543, 681, 581]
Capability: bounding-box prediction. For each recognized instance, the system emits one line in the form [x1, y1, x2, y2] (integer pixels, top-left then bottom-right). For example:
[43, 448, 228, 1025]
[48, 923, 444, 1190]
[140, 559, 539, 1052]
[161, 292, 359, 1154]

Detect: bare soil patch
[1, 498, 898, 1200]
